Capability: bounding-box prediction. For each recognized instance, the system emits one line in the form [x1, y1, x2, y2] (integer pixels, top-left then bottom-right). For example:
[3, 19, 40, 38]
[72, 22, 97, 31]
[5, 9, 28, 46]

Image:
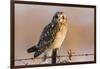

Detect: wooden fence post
[52, 48, 57, 64]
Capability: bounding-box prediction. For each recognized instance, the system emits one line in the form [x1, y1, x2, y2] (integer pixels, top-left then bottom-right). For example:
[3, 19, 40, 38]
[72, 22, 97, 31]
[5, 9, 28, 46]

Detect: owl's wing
[32, 23, 59, 58]
[27, 22, 60, 57]
[37, 22, 60, 51]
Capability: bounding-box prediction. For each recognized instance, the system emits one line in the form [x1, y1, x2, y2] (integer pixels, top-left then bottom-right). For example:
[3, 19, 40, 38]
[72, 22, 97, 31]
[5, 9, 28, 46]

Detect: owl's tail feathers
[34, 50, 43, 58]
[27, 45, 37, 53]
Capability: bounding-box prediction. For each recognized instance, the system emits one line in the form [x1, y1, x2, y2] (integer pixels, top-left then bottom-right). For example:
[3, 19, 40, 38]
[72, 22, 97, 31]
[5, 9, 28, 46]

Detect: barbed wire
[15, 50, 94, 65]
[15, 54, 94, 61]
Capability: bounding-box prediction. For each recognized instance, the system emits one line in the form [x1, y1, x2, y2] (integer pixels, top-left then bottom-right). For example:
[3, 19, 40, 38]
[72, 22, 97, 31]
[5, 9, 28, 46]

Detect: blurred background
[15, 3, 95, 66]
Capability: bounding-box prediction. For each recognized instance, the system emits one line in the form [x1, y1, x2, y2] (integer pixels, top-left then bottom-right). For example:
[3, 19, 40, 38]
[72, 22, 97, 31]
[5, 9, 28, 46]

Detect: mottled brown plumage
[27, 12, 67, 61]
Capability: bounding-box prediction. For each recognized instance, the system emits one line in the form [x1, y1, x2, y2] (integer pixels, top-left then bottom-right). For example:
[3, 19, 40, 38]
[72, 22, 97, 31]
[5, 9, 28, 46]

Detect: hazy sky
[15, 3, 95, 66]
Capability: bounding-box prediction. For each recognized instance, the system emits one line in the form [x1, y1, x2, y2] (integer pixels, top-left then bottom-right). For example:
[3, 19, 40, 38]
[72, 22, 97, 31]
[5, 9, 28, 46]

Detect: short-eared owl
[27, 12, 67, 61]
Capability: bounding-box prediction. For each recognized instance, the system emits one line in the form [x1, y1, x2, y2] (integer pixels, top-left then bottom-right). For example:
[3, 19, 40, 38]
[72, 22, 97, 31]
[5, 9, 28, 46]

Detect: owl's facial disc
[54, 12, 66, 23]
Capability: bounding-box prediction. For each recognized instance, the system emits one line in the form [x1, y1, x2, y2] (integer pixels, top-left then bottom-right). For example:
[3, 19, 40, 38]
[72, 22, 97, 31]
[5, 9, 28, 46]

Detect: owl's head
[52, 12, 67, 23]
